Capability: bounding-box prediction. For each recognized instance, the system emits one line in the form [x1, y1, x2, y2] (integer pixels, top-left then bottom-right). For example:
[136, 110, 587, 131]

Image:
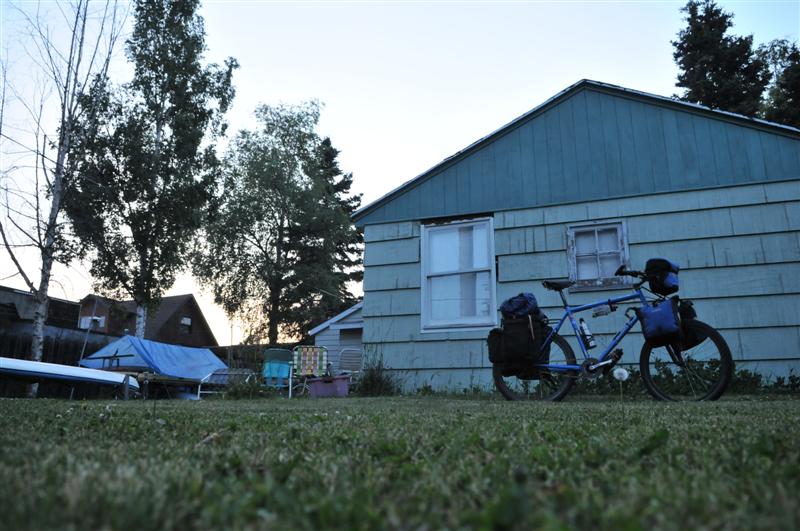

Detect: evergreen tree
[65, 0, 237, 336]
[193, 102, 363, 344]
[760, 40, 800, 128]
[672, 0, 769, 117]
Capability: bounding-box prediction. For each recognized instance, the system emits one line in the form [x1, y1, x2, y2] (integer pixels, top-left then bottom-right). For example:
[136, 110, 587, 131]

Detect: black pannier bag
[635, 297, 682, 348]
[645, 258, 680, 296]
[678, 298, 704, 350]
[489, 293, 551, 378]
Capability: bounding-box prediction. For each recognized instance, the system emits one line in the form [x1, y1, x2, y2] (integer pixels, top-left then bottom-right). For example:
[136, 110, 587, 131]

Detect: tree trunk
[135, 304, 147, 338]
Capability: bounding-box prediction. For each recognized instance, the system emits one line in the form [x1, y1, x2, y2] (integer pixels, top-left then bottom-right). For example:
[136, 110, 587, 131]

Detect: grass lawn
[1, 396, 798, 530]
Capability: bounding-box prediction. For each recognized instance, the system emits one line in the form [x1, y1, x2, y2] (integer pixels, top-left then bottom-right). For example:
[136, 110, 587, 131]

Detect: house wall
[155, 301, 218, 348]
[313, 308, 363, 371]
[362, 179, 800, 391]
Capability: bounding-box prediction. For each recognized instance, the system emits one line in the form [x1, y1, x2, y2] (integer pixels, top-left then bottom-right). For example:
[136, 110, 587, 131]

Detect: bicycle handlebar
[614, 265, 646, 280]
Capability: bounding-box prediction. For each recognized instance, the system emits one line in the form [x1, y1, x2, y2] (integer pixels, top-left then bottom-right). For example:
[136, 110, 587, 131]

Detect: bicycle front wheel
[493, 333, 577, 401]
[639, 319, 733, 401]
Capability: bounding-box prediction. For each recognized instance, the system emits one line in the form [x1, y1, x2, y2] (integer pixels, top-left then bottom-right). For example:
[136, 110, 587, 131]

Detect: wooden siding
[362, 180, 800, 390]
[313, 307, 363, 372]
[355, 87, 800, 228]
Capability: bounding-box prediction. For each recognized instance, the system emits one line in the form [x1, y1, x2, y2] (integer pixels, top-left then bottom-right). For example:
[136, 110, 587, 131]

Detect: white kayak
[0, 356, 140, 390]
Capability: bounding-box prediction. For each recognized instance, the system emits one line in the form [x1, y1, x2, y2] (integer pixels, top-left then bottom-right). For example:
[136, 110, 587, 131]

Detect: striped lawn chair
[292, 346, 328, 397]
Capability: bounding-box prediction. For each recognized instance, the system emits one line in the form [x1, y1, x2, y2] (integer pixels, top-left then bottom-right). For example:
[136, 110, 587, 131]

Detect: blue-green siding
[354, 84, 800, 228]
[362, 181, 800, 391]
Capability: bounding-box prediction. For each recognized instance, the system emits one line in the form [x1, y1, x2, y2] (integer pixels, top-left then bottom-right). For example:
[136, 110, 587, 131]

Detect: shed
[309, 303, 363, 372]
[352, 79, 800, 391]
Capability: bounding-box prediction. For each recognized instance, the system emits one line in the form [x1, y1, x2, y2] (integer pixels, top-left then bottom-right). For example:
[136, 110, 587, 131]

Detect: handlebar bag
[645, 258, 680, 296]
[636, 298, 682, 348]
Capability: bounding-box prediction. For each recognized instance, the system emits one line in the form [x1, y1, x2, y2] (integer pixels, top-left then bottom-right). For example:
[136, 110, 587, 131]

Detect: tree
[193, 102, 363, 344]
[759, 39, 800, 128]
[0, 1, 125, 397]
[64, 0, 237, 337]
[672, 0, 769, 117]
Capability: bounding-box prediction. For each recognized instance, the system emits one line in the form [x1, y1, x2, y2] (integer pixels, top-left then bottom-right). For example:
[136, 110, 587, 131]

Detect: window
[567, 221, 629, 289]
[79, 315, 105, 330]
[421, 218, 497, 330]
[180, 316, 192, 334]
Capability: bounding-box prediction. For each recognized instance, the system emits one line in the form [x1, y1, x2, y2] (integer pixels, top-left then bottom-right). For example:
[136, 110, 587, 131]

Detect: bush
[353, 356, 401, 396]
[222, 378, 276, 399]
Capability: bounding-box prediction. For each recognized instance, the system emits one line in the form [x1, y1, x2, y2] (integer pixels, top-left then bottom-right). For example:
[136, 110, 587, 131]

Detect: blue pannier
[636, 298, 681, 347]
[645, 258, 680, 296]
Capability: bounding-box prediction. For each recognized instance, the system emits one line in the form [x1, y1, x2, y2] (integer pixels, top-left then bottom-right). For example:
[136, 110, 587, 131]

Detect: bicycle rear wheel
[493, 333, 577, 401]
[639, 319, 733, 401]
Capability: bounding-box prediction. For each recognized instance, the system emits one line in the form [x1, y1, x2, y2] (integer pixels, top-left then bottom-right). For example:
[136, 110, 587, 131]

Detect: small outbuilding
[309, 303, 363, 372]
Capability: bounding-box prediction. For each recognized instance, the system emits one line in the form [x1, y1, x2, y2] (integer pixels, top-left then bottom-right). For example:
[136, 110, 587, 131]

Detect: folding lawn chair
[338, 348, 363, 381]
[262, 348, 294, 398]
[292, 345, 327, 396]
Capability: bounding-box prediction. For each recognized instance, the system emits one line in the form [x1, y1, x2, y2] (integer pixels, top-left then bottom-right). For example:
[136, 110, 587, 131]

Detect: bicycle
[493, 265, 734, 402]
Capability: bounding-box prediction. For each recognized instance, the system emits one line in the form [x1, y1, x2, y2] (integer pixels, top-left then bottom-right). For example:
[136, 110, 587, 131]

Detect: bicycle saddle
[542, 279, 575, 291]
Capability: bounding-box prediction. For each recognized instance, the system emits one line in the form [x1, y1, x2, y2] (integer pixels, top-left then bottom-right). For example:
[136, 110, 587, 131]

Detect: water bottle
[579, 318, 597, 349]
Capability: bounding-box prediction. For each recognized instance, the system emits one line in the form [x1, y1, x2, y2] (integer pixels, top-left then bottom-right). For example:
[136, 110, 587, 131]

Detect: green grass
[1, 396, 798, 530]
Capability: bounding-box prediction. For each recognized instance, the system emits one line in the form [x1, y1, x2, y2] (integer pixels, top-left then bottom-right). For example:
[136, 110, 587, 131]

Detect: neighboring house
[309, 302, 363, 372]
[0, 285, 86, 342]
[352, 79, 800, 391]
[78, 294, 218, 347]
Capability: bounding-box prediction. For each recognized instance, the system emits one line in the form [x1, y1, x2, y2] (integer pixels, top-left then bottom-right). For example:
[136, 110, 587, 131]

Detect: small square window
[180, 316, 192, 334]
[567, 221, 629, 290]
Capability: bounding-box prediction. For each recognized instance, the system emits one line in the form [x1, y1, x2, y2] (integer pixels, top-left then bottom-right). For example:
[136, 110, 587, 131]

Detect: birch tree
[64, 0, 237, 337]
[0, 1, 124, 397]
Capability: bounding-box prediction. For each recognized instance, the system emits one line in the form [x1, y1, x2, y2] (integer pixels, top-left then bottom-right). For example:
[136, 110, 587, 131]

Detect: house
[352, 79, 800, 391]
[309, 302, 363, 372]
[78, 294, 218, 347]
[0, 285, 86, 342]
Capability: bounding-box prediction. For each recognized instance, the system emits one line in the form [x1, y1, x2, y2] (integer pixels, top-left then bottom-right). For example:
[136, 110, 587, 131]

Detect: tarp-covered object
[80, 336, 226, 380]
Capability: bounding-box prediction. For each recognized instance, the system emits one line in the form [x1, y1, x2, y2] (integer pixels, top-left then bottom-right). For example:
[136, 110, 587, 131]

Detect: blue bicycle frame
[538, 288, 650, 373]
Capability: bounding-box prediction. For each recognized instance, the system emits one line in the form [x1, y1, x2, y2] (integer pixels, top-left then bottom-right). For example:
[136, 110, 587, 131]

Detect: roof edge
[352, 79, 800, 225]
[309, 302, 364, 336]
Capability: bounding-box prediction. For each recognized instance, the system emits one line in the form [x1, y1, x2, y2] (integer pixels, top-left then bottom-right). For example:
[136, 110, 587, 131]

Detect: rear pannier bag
[645, 258, 680, 296]
[487, 315, 550, 365]
[636, 298, 681, 348]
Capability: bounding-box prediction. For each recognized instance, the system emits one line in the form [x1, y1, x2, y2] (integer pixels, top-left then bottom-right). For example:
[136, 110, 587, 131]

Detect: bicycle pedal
[603, 349, 624, 374]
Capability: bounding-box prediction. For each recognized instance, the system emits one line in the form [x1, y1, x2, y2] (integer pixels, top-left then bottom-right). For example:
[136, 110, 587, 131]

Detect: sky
[1, 0, 798, 345]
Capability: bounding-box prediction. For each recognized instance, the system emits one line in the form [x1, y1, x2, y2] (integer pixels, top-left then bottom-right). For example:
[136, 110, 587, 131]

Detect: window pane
[575, 230, 596, 255]
[597, 228, 619, 252]
[429, 228, 459, 273]
[576, 256, 598, 280]
[430, 272, 492, 321]
[600, 253, 622, 277]
[429, 224, 488, 273]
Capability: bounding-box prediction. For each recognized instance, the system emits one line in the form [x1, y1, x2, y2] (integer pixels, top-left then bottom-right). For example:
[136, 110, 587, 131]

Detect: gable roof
[309, 302, 363, 336]
[353, 79, 800, 227]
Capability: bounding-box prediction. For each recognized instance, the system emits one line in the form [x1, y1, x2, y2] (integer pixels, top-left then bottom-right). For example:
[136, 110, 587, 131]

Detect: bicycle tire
[639, 319, 733, 401]
[493, 332, 577, 401]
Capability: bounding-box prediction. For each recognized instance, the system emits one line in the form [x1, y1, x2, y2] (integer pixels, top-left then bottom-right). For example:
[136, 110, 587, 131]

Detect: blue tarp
[80, 336, 226, 381]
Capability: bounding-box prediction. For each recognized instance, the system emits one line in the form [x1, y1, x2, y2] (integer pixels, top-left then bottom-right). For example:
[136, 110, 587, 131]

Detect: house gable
[353, 80, 800, 227]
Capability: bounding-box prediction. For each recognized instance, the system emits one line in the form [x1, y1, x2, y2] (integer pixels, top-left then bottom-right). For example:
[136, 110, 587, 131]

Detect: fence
[0, 331, 112, 398]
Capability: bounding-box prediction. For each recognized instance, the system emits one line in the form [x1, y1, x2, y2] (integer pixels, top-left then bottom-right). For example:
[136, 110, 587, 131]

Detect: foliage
[1, 398, 799, 530]
[672, 1, 769, 117]
[760, 39, 800, 128]
[64, 0, 237, 336]
[193, 102, 362, 344]
[352, 356, 401, 396]
[222, 378, 276, 400]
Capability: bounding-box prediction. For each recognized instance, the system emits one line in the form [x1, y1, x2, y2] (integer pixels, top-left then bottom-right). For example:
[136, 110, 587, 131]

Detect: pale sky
[1, 0, 798, 345]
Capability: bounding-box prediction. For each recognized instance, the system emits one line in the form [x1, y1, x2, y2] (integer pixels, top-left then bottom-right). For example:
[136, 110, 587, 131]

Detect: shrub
[353, 356, 401, 396]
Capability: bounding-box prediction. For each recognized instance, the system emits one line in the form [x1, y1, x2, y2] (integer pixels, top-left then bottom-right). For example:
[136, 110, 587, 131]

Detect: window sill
[568, 281, 631, 293]
[420, 323, 497, 334]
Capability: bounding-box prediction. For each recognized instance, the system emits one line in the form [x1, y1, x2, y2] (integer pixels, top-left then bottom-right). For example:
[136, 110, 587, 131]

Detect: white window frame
[567, 220, 630, 290]
[420, 217, 498, 331]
